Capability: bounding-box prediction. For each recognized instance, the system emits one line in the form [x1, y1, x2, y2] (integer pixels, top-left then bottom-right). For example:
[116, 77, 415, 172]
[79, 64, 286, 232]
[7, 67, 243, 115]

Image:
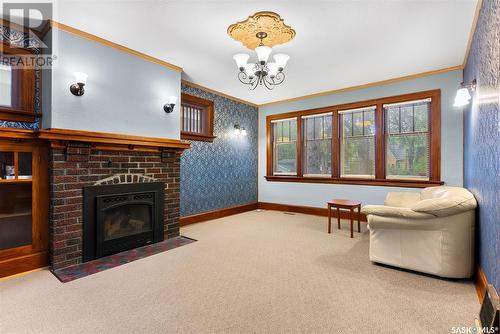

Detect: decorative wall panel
[463, 0, 500, 290]
[180, 83, 258, 216]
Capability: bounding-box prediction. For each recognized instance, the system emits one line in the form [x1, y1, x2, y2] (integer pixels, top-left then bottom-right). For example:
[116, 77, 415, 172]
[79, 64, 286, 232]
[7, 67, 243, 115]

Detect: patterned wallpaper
[463, 0, 500, 290]
[180, 83, 258, 216]
[0, 23, 42, 129]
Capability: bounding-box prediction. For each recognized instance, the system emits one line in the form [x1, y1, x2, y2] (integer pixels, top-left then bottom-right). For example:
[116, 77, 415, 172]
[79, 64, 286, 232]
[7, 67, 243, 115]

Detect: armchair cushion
[384, 192, 421, 207]
[410, 187, 477, 217]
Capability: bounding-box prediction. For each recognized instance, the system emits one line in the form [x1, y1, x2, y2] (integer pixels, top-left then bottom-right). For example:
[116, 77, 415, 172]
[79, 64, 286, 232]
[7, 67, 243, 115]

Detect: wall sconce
[234, 124, 247, 136]
[454, 79, 476, 107]
[163, 96, 177, 113]
[70, 72, 88, 96]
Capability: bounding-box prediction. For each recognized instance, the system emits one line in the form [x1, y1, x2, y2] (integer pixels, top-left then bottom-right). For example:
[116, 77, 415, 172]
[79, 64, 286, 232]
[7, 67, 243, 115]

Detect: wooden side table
[327, 199, 362, 238]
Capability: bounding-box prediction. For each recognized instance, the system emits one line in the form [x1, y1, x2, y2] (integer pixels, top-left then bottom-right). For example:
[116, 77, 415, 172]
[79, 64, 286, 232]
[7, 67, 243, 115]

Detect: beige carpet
[0, 210, 479, 333]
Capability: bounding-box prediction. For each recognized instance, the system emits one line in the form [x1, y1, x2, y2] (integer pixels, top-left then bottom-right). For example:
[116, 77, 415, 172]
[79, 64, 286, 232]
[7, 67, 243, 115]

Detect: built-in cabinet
[0, 132, 48, 278]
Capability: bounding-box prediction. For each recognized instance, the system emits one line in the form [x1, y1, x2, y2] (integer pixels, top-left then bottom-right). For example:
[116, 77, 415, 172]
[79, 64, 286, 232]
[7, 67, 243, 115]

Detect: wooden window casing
[265, 89, 442, 188]
[180, 93, 216, 142]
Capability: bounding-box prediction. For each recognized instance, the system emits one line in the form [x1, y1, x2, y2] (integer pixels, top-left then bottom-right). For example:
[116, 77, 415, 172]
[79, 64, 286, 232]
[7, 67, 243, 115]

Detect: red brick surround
[49, 142, 181, 270]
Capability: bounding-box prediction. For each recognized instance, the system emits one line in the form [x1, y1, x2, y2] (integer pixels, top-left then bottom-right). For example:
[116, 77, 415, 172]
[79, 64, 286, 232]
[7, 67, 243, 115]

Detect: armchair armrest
[362, 205, 434, 219]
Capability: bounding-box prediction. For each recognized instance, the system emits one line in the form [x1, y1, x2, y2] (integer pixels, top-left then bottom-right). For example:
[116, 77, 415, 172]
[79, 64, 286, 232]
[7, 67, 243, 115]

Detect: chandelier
[227, 11, 294, 91]
[232, 32, 290, 90]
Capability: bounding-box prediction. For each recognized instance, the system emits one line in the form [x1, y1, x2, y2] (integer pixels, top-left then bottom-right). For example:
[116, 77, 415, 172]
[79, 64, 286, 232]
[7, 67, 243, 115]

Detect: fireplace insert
[83, 182, 164, 262]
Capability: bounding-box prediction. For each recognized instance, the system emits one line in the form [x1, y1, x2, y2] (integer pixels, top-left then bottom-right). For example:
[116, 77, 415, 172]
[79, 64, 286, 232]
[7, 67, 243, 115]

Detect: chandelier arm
[235, 58, 287, 90]
[250, 75, 260, 90]
[242, 73, 256, 90]
[273, 71, 285, 85]
[238, 71, 251, 85]
[263, 75, 275, 90]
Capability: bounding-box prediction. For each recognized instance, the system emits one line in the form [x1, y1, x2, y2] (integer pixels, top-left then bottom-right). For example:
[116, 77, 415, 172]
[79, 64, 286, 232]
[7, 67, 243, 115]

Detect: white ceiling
[56, 0, 477, 105]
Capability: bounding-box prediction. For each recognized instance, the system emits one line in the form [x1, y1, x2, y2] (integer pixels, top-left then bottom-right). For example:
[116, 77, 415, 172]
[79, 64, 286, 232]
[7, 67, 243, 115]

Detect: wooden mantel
[0, 128, 191, 152]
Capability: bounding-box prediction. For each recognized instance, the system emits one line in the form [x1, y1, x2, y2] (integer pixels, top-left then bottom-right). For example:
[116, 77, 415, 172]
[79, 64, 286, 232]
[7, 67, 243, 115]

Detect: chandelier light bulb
[233, 53, 250, 70]
[273, 53, 290, 70]
[255, 45, 272, 64]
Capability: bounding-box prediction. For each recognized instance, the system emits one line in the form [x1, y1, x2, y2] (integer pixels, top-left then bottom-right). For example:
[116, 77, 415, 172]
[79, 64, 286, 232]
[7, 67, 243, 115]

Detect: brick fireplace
[39, 129, 190, 271]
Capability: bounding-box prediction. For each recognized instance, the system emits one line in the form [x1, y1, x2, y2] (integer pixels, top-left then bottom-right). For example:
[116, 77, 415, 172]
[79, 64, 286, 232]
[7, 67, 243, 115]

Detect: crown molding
[258, 65, 463, 108]
[462, 0, 483, 68]
[181, 80, 259, 107]
[49, 20, 183, 72]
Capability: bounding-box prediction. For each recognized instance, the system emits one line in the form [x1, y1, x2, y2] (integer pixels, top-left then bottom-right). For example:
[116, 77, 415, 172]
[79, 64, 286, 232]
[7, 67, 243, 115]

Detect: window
[340, 106, 375, 178]
[266, 90, 441, 187]
[272, 118, 297, 175]
[0, 64, 12, 107]
[0, 44, 37, 123]
[384, 99, 430, 180]
[303, 113, 332, 176]
[180, 93, 215, 142]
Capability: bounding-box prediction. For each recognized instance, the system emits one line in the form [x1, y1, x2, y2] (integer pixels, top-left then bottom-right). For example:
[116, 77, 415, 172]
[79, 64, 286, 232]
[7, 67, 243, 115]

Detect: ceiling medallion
[229, 12, 294, 90]
[227, 11, 296, 50]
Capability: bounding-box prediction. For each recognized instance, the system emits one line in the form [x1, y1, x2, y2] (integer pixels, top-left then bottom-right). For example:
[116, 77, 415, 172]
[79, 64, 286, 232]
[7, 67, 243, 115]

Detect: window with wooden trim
[0, 42, 37, 123]
[180, 93, 216, 142]
[272, 118, 297, 175]
[265, 90, 442, 188]
[340, 106, 375, 178]
[384, 99, 431, 180]
[303, 112, 332, 176]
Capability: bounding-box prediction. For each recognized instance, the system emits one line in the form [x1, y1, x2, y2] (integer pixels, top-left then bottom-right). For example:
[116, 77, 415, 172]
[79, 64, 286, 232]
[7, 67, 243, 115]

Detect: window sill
[264, 175, 444, 188]
[181, 131, 216, 142]
[0, 107, 38, 123]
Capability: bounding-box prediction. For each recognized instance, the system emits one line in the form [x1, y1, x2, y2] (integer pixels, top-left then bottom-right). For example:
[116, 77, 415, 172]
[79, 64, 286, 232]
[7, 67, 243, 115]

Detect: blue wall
[259, 70, 464, 207]
[43, 28, 181, 139]
[180, 83, 258, 216]
[463, 0, 500, 291]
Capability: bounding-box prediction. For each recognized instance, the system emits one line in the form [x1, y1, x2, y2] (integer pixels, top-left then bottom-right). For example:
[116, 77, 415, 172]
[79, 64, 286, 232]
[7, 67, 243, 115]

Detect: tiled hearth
[49, 141, 182, 270]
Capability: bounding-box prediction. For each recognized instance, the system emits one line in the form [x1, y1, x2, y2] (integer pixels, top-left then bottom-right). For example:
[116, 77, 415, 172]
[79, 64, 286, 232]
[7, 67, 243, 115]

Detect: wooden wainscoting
[257, 202, 367, 221]
[180, 203, 258, 226]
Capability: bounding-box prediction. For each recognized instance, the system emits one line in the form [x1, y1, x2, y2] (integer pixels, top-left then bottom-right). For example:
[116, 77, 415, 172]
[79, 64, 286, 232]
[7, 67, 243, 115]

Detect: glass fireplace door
[102, 204, 152, 241]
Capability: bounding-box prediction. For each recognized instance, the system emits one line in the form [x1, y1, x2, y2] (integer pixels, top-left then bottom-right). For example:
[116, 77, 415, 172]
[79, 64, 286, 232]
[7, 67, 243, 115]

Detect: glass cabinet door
[0, 150, 33, 250]
[0, 183, 32, 250]
[18, 152, 33, 180]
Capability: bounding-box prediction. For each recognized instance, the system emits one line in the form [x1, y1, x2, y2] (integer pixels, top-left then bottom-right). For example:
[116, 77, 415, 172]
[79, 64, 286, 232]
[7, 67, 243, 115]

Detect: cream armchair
[362, 186, 477, 278]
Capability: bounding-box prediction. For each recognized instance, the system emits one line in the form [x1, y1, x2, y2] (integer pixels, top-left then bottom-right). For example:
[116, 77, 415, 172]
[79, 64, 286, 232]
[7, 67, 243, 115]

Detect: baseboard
[0, 251, 49, 279]
[0, 266, 48, 281]
[475, 265, 488, 303]
[258, 202, 367, 221]
[179, 202, 258, 226]
[179, 201, 367, 226]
